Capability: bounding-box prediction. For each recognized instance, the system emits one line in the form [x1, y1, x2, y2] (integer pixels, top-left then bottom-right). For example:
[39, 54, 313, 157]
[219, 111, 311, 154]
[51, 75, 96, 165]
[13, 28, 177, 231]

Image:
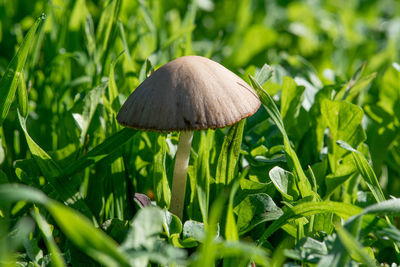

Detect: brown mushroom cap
[116, 55, 261, 131]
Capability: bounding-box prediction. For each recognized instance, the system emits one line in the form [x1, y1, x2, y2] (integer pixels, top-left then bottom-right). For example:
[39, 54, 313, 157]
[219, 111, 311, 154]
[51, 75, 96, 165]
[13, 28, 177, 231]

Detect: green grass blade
[337, 140, 385, 203]
[47, 200, 129, 267]
[0, 184, 49, 204]
[31, 207, 66, 267]
[18, 112, 96, 222]
[196, 130, 214, 223]
[362, 198, 400, 215]
[153, 134, 170, 209]
[225, 179, 240, 241]
[249, 75, 317, 199]
[258, 201, 362, 245]
[216, 120, 245, 193]
[58, 128, 136, 179]
[0, 15, 44, 125]
[17, 71, 28, 117]
[0, 184, 129, 266]
[96, 0, 121, 75]
[75, 83, 107, 145]
[336, 227, 376, 267]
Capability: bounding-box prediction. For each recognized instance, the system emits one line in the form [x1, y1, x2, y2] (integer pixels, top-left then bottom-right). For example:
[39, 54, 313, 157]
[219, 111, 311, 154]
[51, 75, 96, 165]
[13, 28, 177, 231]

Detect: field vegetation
[1, 0, 400, 266]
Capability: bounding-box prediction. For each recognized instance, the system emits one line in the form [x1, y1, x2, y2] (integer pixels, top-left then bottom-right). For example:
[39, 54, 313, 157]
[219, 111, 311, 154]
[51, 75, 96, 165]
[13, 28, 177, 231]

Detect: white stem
[170, 131, 193, 219]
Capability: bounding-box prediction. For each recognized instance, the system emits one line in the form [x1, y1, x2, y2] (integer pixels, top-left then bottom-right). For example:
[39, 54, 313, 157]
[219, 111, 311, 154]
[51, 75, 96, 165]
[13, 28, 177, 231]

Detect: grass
[1, 0, 400, 266]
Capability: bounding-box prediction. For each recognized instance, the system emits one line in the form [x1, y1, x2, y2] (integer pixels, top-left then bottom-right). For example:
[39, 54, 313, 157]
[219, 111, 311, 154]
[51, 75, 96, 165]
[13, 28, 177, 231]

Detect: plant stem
[170, 131, 193, 219]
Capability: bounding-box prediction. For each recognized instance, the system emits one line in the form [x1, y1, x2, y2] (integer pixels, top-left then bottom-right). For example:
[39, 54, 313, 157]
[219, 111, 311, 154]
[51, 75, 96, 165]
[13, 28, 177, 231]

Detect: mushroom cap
[116, 55, 261, 131]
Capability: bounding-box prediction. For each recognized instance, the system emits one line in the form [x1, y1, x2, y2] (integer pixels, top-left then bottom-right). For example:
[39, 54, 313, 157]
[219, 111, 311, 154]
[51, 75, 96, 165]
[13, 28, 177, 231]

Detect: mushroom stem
[170, 131, 193, 219]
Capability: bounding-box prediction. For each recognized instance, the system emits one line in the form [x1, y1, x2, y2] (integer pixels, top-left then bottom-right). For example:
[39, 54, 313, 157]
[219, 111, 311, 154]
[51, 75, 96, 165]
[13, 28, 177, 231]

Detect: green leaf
[362, 198, 400, 215]
[269, 166, 299, 201]
[121, 206, 187, 266]
[183, 220, 205, 241]
[337, 140, 385, 203]
[280, 76, 305, 131]
[73, 83, 107, 144]
[46, 200, 129, 267]
[152, 134, 170, 209]
[379, 63, 400, 114]
[236, 193, 283, 235]
[121, 207, 164, 251]
[258, 201, 362, 245]
[17, 71, 28, 117]
[163, 210, 182, 237]
[216, 120, 245, 192]
[249, 75, 317, 199]
[322, 100, 365, 173]
[254, 64, 274, 85]
[0, 15, 44, 125]
[336, 227, 376, 267]
[225, 179, 240, 241]
[109, 156, 128, 220]
[58, 128, 136, 179]
[0, 184, 48, 206]
[18, 112, 95, 221]
[232, 24, 277, 66]
[0, 184, 129, 266]
[217, 241, 270, 266]
[31, 207, 66, 267]
[95, 0, 121, 66]
[195, 130, 214, 223]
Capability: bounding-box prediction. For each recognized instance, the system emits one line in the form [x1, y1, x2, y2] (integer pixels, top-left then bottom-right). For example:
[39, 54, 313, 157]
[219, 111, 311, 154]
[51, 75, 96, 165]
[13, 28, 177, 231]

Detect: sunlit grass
[0, 0, 400, 266]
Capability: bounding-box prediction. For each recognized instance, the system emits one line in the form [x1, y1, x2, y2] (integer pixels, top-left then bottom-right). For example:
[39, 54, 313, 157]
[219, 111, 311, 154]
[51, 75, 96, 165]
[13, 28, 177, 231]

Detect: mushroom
[117, 55, 260, 219]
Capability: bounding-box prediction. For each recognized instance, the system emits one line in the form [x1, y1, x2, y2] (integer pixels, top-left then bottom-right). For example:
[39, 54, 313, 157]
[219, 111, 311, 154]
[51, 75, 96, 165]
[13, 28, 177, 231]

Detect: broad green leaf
[121, 206, 186, 266]
[321, 100, 365, 173]
[258, 201, 362, 245]
[152, 134, 170, 209]
[0, 15, 44, 125]
[236, 193, 283, 235]
[280, 76, 305, 133]
[379, 63, 400, 114]
[337, 140, 385, 203]
[31, 207, 66, 267]
[163, 210, 182, 237]
[255, 64, 274, 85]
[269, 166, 299, 201]
[121, 207, 163, 250]
[73, 83, 107, 144]
[183, 220, 206, 241]
[284, 237, 327, 263]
